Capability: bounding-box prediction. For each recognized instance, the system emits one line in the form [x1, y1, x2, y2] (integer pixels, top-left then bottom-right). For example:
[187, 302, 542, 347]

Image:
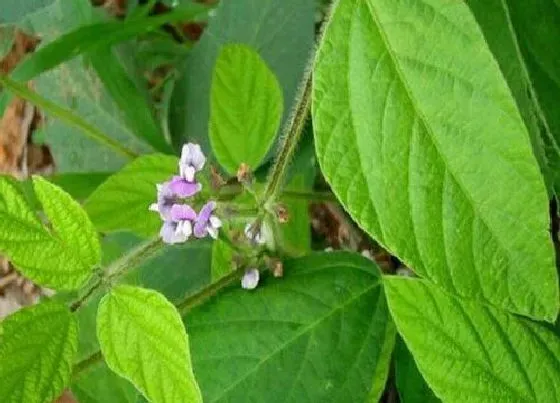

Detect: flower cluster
[150, 143, 222, 244]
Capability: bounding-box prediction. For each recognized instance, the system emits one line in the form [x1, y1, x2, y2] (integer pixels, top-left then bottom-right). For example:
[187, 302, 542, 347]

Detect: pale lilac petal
[170, 204, 197, 221]
[241, 269, 260, 290]
[168, 176, 201, 197]
[198, 201, 216, 222]
[194, 201, 217, 238]
[209, 216, 222, 229]
[193, 222, 207, 238]
[176, 220, 193, 238]
[179, 163, 196, 182]
[160, 222, 179, 244]
[181, 143, 206, 171]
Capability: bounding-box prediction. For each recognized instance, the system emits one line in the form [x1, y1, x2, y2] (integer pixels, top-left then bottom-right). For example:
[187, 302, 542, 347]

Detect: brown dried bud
[236, 163, 252, 184]
[272, 260, 284, 278]
[210, 165, 227, 189]
[275, 204, 289, 224]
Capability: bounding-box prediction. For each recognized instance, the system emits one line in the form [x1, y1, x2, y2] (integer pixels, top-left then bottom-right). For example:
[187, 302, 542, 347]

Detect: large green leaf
[169, 0, 314, 152]
[209, 44, 283, 173]
[186, 252, 396, 402]
[0, 302, 78, 403]
[0, 176, 99, 289]
[312, 0, 558, 320]
[385, 277, 560, 402]
[97, 285, 202, 403]
[395, 338, 440, 403]
[85, 154, 177, 237]
[466, 0, 560, 194]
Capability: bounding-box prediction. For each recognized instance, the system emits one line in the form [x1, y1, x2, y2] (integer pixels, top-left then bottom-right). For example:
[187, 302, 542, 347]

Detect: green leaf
[169, 0, 314, 153]
[0, 176, 100, 289]
[0, 0, 55, 24]
[0, 302, 78, 403]
[72, 363, 137, 403]
[49, 172, 112, 200]
[12, 2, 207, 82]
[211, 238, 235, 282]
[395, 338, 440, 403]
[466, 0, 560, 195]
[97, 285, 203, 403]
[186, 252, 396, 402]
[312, 0, 558, 320]
[209, 44, 283, 173]
[385, 277, 560, 402]
[88, 45, 170, 153]
[85, 154, 177, 237]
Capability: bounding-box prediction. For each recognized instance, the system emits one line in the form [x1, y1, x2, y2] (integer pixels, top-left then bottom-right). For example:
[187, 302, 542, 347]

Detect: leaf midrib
[362, 0, 543, 315]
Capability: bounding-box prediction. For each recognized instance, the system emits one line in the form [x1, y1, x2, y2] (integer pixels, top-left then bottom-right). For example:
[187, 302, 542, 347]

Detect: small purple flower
[241, 268, 260, 290]
[159, 204, 197, 244]
[180, 143, 206, 182]
[194, 201, 222, 239]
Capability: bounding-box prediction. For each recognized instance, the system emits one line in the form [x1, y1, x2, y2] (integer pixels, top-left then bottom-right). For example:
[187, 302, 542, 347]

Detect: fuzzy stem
[262, 73, 312, 206]
[69, 238, 164, 312]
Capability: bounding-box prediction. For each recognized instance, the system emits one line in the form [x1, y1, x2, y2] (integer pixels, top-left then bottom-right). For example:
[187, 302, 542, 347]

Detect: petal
[169, 176, 201, 197]
[190, 144, 206, 171]
[178, 220, 193, 238]
[160, 222, 178, 244]
[207, 226, 219, 239]
[197, 201, 216, 223]
[149, 203, 159, 212]
[241, 269, 260, 290]
[170, 204, 197, 221]
[193, 220, 208, 238]
[180, 163, 196, 182]
[209, 215, 222, 229]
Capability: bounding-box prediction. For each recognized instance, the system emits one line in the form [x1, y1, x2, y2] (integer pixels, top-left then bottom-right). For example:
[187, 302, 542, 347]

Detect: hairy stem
[262, 73, 312, 206]
[69, 238, 164, 312]
[176, 269, 243, 315]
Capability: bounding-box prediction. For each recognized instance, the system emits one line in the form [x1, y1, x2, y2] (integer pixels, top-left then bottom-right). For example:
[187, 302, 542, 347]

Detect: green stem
[69, 238, 164, 312]
[262, 72, 312, 206]
[72, 351, 103, 379]
[0, 74, 138, 159]
[176, 269, 243, 315]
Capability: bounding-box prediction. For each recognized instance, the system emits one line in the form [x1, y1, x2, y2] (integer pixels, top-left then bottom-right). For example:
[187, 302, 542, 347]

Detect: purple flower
[159, 204, 197, 244]
[241, 268, 260, 290]
[180, 143, 206, 182]
[194, 201, 222, 239]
